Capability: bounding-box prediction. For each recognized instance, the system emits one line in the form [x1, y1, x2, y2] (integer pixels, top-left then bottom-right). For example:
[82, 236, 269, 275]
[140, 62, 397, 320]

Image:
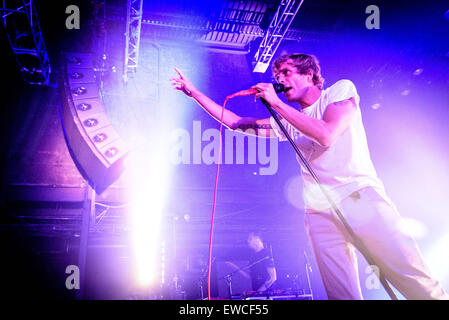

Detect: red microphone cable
[206, 88, 256, 300]
[206, 100, 225, 300]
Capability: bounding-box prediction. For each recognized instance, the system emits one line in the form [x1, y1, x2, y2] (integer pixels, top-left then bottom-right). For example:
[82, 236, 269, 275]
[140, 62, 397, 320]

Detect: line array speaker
[60, 52, 128, 193]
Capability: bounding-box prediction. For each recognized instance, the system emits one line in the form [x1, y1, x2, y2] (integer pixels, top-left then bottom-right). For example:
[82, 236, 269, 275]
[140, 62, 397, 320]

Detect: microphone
[225, 83, 285, 101]
[272, 83, 285, 93]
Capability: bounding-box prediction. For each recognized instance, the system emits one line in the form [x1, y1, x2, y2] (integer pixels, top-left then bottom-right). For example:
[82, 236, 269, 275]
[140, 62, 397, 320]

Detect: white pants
[304, 186, 449, 300]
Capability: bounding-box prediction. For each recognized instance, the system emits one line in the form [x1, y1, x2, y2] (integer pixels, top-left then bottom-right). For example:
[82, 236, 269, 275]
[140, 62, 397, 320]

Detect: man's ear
[306, 69, 314, 83]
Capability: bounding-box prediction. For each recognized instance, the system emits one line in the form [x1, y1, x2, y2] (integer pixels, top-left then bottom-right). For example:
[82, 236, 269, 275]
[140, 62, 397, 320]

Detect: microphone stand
[260, 97, 398, 300]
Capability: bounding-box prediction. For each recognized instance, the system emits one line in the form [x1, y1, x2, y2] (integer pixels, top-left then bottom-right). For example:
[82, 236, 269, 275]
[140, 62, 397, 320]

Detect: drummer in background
[247, 232, 277, 292]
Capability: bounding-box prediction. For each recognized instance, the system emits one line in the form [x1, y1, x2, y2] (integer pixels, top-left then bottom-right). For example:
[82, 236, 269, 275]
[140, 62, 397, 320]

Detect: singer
[170, 53, 448, 300]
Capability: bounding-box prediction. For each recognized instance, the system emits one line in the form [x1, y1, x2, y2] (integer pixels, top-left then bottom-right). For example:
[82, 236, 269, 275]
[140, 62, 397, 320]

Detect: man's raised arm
[170, 68, 276, 138]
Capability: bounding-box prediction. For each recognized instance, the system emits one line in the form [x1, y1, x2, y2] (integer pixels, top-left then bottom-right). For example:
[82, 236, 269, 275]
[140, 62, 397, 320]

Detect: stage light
[413, 68, 423, 76]
[371, 103, 381, 110]
[161, 240, 166, 285]
[127, 145, 171, 287]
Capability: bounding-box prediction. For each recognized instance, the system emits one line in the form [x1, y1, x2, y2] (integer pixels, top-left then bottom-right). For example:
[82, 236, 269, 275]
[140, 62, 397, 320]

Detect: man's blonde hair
[273, 53, 325, 90]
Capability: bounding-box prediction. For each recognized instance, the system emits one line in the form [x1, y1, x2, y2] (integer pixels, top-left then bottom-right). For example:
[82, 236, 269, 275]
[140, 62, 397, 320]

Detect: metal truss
[90, 0, 107, 95]
[252, 0, 304, 73]
[1, 0, 51, 85]
[90, 0, 106, 63]
[123, 0, 143, 83]
[199, 0, 267, 49]
[107, 1, 324, 55]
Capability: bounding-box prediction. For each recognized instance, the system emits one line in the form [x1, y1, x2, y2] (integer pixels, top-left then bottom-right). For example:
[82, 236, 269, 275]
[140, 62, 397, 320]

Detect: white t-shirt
[270, 79, 391, 211]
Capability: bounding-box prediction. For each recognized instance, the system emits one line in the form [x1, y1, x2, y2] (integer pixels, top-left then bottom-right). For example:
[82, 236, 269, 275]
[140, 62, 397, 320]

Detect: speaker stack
[60, 52, 128, 193]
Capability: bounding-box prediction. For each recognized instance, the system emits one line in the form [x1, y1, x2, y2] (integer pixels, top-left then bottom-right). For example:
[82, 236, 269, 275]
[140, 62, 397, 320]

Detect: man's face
[247, 235, 260, 251]
[275, 61, 313, 102]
